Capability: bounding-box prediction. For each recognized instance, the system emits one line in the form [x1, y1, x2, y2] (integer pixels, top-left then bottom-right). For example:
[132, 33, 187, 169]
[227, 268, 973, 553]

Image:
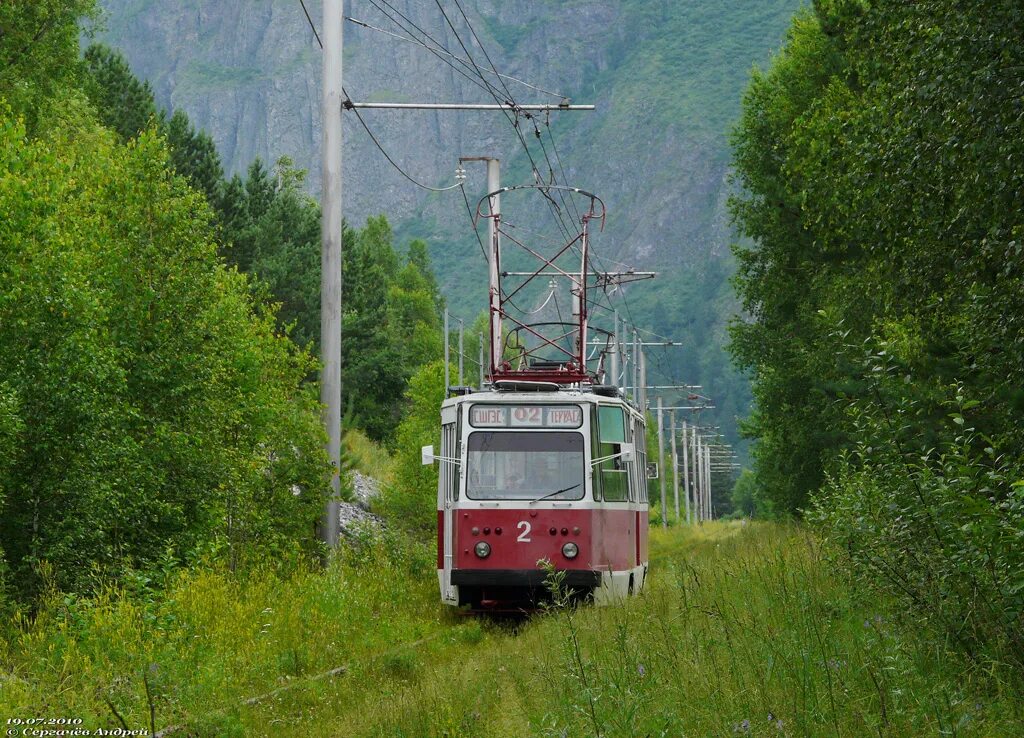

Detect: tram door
[439, 406, 459, 604]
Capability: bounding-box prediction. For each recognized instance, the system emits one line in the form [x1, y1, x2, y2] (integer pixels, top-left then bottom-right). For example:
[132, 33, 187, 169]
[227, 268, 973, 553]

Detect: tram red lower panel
[449, 508, 640, 573]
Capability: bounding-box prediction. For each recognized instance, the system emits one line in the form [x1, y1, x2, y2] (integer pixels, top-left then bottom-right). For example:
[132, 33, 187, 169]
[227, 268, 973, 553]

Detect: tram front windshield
[466, 432, 585, 501]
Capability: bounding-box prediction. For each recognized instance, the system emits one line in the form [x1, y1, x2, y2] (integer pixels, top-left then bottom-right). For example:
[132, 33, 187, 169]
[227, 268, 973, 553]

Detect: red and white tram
[423, 182, 654, 610]
[425, 382, 649, 610]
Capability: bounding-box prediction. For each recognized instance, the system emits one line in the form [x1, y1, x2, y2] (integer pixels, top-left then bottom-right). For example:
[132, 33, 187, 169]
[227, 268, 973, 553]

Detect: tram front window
[466, 432, 585, 501]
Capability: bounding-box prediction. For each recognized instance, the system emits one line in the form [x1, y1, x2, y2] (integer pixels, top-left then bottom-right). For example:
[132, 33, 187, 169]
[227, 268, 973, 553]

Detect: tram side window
[626, 418, 637, 503]
[598, 406, 629, 502]
[635, 418, 648, 504]
[442, 422, 459, 501]
[590, 410, 602, 502]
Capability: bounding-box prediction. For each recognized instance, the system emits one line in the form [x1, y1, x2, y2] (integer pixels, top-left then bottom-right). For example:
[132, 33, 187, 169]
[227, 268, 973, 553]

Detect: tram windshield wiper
[529, 483, 581, 505]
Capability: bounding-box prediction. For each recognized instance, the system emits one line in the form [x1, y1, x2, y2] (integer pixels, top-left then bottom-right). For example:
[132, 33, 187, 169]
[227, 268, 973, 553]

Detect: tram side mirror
[619, 443, 635, 462]
[646, 462, 659, 480]
[421, 445, 435, 466]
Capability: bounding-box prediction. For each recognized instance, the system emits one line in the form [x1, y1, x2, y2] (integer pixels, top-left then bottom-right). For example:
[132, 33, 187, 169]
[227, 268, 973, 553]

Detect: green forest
[2, 0, 1023, 734]
[0, 0, 448, 609]
[730, 0, 1023, 683]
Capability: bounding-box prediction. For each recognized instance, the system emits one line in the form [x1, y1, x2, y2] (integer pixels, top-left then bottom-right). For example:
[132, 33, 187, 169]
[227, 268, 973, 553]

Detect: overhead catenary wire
[362, 0, 496, 97]
[364, 0, 583, 259]
[299, 0, 322, 47]
[346, 13, 566, 99]
[449, 0, 517, 102]
[430, 0, 577, 244]
[461, 183, 489, 261]
[315, 0, 666, 393]
[543, 110, 583, 226]
[299, 0, 464, 193]
[448, 0, 578, 242]
[345, 102, 466, 192]
[323, 0, 599, 278]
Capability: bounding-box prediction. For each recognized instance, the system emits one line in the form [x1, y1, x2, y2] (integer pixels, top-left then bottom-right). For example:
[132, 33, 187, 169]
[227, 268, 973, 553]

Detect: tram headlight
[474, 541, 491, 558]
[562, 542, 579, 560]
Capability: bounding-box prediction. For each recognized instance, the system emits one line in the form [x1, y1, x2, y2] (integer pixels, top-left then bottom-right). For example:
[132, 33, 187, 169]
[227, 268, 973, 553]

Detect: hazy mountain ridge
[96, 1, 794, 260]
[96, 0, 799, 448]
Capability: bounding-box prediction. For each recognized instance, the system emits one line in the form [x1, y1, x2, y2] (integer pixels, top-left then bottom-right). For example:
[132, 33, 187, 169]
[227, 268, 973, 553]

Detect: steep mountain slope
[96, 0, 799, 452]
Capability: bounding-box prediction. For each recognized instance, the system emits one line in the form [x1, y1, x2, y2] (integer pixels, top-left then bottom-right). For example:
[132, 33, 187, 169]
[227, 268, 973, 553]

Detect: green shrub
[0, 115, 328, 602]
[377, 361, 444, 534]
[813, 383, 1024, 676]
[728, 468, 775, 519]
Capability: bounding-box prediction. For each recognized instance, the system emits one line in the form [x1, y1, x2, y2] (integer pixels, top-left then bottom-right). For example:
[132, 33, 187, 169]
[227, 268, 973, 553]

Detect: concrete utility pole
[693, 433, 703, 522]
[656, 397, 667, 529]
[681, 420, 691, 524]
[487, 159, 502, 376]
[458, 318, 464, 386]
[320, 0, 342, 550]
[639, 347, 647, 411]
[626, 331, 634, 403]
[670, 409, 680, 523]
[443, 309, 450, 389]
[621, 334, 627, 397]
[610, 311, 619, 392]
[704, 443, 712, 520]
[478, 332, 484, 389]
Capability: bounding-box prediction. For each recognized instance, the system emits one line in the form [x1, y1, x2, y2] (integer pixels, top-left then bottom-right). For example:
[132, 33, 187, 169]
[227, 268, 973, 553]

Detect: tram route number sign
[470, 404, 583, 429]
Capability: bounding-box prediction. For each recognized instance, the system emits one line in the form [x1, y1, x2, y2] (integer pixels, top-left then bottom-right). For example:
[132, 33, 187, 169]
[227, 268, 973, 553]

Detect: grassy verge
[248, 522, 1022, 737]
[3, 522, 1020, 736]
[343, 428, 395, 486]
[0, 536, 454, 735]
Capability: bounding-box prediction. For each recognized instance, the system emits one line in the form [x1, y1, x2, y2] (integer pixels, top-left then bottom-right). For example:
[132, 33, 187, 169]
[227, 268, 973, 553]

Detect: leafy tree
[339, 216, 445, 441]
[239, 158, 321, 347]
[728, 8, 852, 513]
[378, 362, 445, 533]
[730, 0, 1024, 671]
[388, 261, 444, 374]
[0, 382, 23, 603]
[729, 469, 769, 519]
[0, 0, 97, 133]
[407, 239, 445, 314]
[81, 43, 158, 141]
[81, 44, 223, 203]
[163, 108, 224, 204]
[0, 116, 329, 601]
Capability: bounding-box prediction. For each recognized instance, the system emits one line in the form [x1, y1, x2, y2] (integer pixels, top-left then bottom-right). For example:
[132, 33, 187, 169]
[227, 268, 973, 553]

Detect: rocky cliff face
[96, 0, 798, 447]
[97, 0, 793, 261]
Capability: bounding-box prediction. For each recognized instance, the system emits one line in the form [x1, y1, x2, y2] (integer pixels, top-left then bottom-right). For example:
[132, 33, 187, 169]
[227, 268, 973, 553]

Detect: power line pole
[693, 432, 703, 522]
[639, 346, 647, 411]
[626, 331, 634, 403]
[457, 318, 464, 386]
[670, 409, 680, 523]
[487, 159, 502, 377]
[319, 0, 342, 550]
[610, 310, 619, 391]
[443, 309, 450, 390]
[478, 332, 484, 389]
[656, 396, 667, 529]
[681, 419, 691, 524]
[704, 444, 712, 517]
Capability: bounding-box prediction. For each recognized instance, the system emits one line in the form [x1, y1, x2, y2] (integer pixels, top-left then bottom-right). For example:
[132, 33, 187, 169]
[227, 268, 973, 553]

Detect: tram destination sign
[470, 404, 583, 429]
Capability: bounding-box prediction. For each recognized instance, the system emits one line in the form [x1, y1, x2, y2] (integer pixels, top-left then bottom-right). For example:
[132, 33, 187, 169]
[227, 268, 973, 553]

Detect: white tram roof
[441, 384, 646, 422]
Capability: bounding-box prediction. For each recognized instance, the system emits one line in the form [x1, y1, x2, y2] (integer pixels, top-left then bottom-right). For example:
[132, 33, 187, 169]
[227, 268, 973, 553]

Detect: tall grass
[0, 535, 454, 735]
[3, 523, 1019, 735]
[295, 522, 1021, 736]
[343, 428, 395, 485]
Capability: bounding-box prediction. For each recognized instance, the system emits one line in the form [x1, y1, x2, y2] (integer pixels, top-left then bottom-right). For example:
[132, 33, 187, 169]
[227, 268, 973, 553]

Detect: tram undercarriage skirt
[451, 569, 601, 588]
